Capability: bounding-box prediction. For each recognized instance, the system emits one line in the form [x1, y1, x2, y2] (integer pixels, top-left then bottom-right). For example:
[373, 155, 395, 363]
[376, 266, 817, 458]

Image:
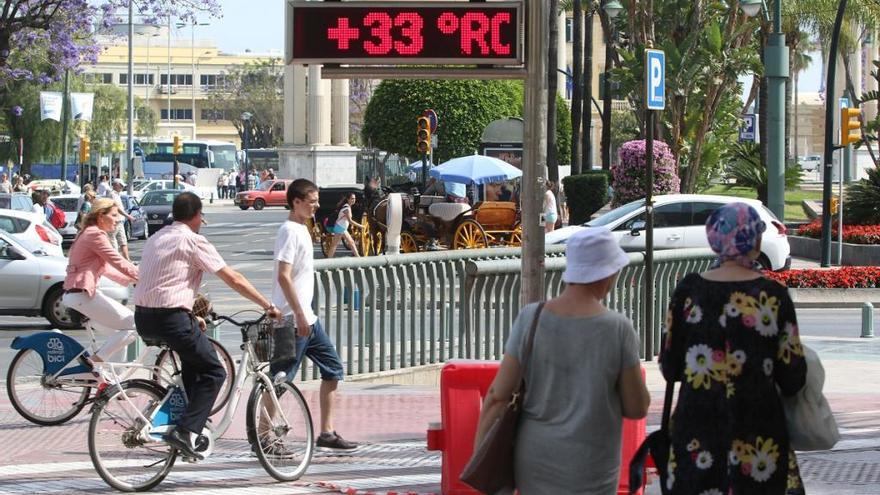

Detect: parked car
[28, 179, 80, 195]
[140, 190, 183, 236]
[234, 179, 294, 210]
[0, 231, 129, 328]
[545, 194, 791, 271]
[0, 193, 34, 213]
[0, 207, 64, 257]
[130, 179, 197, 201]
[798, 155, 822, 172]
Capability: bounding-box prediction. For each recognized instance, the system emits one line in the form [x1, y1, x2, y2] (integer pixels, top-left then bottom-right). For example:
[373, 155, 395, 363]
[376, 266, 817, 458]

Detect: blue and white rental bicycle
[87, 312, 314, 492]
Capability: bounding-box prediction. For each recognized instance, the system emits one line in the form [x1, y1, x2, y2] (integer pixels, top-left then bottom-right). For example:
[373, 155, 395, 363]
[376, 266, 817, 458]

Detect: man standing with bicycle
[271, 179, 356, 450]
[133, 192, 280, 460]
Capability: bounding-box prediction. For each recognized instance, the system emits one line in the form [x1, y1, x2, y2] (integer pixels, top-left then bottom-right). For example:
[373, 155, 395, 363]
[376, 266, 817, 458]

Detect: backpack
[49, 202, 66, 229]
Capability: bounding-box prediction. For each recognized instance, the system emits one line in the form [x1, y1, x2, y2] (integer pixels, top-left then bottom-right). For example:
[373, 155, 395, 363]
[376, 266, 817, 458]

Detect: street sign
[289, 1, 523, 65]
[644, 49, 666, 111]
[740, 114, 757, 142]
[840, 97, 849, 109]
[423, 109, 438, 132]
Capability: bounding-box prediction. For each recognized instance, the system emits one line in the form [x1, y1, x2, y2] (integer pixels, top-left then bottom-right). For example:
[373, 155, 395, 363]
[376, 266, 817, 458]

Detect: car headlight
[242, 195, 250, 200]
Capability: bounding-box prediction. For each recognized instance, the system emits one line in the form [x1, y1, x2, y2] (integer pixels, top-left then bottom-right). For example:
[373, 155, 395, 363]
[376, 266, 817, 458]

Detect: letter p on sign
[645, 49, 666, 111]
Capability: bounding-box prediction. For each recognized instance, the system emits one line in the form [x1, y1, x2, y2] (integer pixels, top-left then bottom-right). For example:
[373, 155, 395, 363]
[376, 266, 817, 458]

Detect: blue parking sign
[740, 114, 756, 141]
[645, 49, 665, 110]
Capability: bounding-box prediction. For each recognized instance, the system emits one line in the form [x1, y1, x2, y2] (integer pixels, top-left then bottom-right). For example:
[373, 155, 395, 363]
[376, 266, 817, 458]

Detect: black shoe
[316, 431, 357, 450]
[164, 427, 205, 460]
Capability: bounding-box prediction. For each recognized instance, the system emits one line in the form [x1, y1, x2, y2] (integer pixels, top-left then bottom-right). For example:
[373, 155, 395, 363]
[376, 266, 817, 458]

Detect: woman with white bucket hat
[473, 227, 650, 494]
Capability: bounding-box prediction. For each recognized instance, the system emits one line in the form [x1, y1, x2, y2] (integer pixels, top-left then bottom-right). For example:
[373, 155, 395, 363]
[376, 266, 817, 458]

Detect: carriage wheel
[453, 219, 488, 249]
[308, 217, 322, 244]
[373, 231, 385, 255]
[509, 223, 523, 247]
[321, 234, 333, 258]
[400, 232, 419, 253]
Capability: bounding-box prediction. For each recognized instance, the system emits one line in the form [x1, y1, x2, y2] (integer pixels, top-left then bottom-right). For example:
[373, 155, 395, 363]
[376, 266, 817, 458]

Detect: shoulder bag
[629, 374, 675, 494]
[460, 302, 545, 494]
[784, 344, 839, 451]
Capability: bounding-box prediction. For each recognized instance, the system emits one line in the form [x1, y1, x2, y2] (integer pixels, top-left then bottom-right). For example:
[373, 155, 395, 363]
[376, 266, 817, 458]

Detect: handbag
[783, 344, 840, 451]
[460, 302, 545, 495]
[629, 374, 676, 494]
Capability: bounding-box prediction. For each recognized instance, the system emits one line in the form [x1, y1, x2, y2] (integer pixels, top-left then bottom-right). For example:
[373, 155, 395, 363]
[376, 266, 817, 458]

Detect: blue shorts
[544, 212, 558, 224]
[269, 318, 344, 381]
[328, 224, 347, 234]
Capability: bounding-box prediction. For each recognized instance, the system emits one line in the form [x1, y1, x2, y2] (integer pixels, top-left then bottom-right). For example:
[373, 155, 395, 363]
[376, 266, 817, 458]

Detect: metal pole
[822, 0, 850, 267]
[60, 69, 70, 180]
[521, 0, 549, 304]
[862, 302, 875, 338]
[167, 16, 172, 128]
[766, 0, 788, 221]
[191, 22, 195, 138]
[243, 119, 249, 190]
[583, 8, 594, 170]
[838, 145, 845, 265]
[126, 0, 134, 194]
[645, 109, 655, 360]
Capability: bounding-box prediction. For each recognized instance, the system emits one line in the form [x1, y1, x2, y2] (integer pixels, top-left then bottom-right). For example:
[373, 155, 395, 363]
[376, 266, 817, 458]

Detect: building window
[566, 18, 573, 43]
[200, 74, 226, 89]
[84, 73, 113, 84]
[200, 108, 228, 121]
[118, 73, 154, 85]
[160, 74, 193, 86]
[160, 109, 193, 120]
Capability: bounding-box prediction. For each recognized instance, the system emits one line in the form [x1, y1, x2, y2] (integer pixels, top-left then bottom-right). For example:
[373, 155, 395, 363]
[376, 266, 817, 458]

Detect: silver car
[0, 231, 129, 329]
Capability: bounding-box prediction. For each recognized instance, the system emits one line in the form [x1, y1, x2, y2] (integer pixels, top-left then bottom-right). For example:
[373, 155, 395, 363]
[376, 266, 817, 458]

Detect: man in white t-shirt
[270, 178, 356, 450]
[97, 175, 111, 197]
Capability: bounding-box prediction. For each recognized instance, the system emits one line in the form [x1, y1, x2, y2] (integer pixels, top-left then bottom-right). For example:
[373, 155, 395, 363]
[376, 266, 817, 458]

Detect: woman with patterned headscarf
[657, 202, 807, 495]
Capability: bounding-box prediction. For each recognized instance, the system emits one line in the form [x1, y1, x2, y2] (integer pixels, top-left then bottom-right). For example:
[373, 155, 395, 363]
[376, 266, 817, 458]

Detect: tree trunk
[794, 71, 799, 160]
[547, 0, 559, 183]
[599, 11, 615, 170]
[583, 10, 594, 170]
[570, 0, 583, 174]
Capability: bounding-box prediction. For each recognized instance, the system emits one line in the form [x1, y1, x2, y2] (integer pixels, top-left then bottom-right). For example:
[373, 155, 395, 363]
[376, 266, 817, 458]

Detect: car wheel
[757, 253, 773, 271]
[124, 222, 132, 241]
[253, 199, 266, 210]
[239, 205, 249, 211]
[43, 285, 81, 329]
[139, 225, 149, 240]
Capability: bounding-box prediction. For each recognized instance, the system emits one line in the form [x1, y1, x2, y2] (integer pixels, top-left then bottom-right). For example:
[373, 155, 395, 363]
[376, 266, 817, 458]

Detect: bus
[137, 139, 240, 181]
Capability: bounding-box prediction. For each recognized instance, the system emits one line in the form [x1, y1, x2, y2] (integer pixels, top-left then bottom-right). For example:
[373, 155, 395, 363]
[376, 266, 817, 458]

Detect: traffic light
[831, 196, 840, 215]
[79, 137, 90, 164]
[416, 117, 431, 154]
[841, 107, 862, 146]
[173, 135, 182, 155]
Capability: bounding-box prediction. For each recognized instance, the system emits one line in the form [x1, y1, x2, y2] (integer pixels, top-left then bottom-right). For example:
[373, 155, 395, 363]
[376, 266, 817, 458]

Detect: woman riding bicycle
[62, 197, 139, 362]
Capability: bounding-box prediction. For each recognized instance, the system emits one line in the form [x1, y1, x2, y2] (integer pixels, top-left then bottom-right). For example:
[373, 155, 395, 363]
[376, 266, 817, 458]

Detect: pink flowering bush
[612, 140, 680, 206]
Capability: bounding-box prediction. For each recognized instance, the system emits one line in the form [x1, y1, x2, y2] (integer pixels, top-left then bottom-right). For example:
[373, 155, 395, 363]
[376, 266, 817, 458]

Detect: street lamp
[241, 112, 252, 190]
[177, 20, 210, 139]
[740, 0, 787, 222]
[583, 0, 624, 170]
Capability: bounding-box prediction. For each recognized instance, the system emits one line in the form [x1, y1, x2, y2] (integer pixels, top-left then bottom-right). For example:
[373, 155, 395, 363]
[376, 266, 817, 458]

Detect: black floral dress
[658, 273, 807, 495]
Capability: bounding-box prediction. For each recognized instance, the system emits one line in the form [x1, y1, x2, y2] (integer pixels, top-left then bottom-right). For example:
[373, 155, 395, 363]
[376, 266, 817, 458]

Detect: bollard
[210, 192, 214, 204]
[862, 302, 874, 338]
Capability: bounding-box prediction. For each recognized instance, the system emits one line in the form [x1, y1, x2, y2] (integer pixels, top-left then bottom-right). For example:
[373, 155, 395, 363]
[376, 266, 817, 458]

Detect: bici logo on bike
[168, 388, 186, 422]
[46, 337, 66, 363]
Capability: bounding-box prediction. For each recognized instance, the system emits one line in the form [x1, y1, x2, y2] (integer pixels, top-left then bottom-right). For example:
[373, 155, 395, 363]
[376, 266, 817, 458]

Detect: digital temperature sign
[289, 1, 523, 65]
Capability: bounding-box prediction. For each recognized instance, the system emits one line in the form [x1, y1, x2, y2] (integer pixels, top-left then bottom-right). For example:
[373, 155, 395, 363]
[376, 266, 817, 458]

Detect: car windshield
[141, 192, 178, 206]
[52, 198, 79, 212]
[257, 182, 272, 191]
[585, 199, 645, 227]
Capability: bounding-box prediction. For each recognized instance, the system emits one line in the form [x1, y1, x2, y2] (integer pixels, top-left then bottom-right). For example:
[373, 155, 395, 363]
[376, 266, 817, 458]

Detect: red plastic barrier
[426, 360, 647, 495]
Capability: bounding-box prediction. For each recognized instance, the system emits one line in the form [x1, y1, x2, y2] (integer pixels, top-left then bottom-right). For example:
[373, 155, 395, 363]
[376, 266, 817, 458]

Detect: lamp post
[177, 20, 209, 139]
[241, 112, 252, 190]
[740, 0, 787, 221]
[125, 0, 134, 194]
[583, 0, 622, 171]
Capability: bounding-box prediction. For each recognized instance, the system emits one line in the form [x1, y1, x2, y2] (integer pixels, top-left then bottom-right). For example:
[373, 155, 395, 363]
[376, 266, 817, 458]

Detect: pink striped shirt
[133, 222, 226, 311]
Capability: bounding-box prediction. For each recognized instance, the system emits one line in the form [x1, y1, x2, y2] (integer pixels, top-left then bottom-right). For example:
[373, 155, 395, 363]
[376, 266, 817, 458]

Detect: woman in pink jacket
[62, 198, 139, 362]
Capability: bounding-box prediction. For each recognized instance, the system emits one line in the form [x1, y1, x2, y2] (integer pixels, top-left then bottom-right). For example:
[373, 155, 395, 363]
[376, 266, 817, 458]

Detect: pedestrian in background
[12, 175, 26, 192]
[325, 193, 363, 258]
[658, 202, 807, 495]
[76, 184, 96, 229]
[543, 180, 558, 233]
[217, 173, 227, 199]
[473, 228, 650, 494]
[97, 175, 111, 197]
[226, 172, 236, 198]
[0, 172, 11, 193]
[108, 179, 134, 260]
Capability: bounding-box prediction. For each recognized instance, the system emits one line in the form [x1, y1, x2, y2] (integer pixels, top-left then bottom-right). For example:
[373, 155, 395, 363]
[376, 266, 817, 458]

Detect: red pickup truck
[234, 179, 293, 210]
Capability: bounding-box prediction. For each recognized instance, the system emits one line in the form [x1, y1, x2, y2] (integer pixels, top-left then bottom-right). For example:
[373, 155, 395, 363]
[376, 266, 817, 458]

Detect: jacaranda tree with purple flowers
[611, 139, 680, 207]
[0, 0, 220, 87]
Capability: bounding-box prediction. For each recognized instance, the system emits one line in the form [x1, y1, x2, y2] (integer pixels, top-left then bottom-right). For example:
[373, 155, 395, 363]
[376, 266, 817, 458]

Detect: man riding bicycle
[133, 192, 280, 460]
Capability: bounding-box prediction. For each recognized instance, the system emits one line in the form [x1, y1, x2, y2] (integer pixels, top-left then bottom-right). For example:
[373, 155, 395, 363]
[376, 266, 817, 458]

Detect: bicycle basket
[247, 319, 275, 362]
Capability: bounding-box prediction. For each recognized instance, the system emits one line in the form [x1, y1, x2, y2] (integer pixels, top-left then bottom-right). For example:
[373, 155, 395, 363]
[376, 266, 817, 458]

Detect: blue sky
[197, 2, 825, 92]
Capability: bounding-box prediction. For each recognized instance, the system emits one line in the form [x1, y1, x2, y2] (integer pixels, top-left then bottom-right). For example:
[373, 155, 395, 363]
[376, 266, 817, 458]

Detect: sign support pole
[645, 109, 655, 359]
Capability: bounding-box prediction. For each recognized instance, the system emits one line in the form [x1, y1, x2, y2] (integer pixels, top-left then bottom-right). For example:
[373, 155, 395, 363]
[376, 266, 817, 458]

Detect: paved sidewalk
[1, 335, 878, 494]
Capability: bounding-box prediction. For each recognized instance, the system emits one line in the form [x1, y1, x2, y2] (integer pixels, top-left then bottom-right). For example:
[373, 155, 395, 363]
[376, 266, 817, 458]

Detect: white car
[798, 155, 822, 172]
[0, 231, 129, 328]
[130, 179, 198, 201]
[546, 194, 791, 271]
[0, 207, 64, 257]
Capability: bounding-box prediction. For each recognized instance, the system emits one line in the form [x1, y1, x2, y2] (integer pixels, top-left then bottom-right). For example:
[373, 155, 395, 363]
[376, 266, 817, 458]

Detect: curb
[314, 480, 438, 495]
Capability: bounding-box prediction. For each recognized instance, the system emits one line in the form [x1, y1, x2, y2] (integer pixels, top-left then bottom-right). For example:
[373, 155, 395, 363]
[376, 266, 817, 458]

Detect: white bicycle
[88, 312, 315, 492]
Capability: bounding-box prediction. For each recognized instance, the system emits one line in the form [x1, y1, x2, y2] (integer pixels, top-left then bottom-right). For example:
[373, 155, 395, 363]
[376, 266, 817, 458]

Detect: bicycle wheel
[246, 381, 314, 481]
[88, 380, 176, 492]
[6, 348, 90, 426]
[153, 337, 234, 415]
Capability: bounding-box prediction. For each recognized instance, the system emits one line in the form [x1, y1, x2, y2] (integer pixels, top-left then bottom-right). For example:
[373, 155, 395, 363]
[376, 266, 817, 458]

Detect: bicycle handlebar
[212, 312, 267, 328]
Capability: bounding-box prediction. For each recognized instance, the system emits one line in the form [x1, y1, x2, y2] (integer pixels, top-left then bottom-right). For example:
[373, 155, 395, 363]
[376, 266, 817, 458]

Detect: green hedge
[563, 171, 610, 225]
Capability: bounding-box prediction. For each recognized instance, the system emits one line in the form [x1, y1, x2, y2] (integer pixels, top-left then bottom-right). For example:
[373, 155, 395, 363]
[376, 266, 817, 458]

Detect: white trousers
[62, 290, 136, 362]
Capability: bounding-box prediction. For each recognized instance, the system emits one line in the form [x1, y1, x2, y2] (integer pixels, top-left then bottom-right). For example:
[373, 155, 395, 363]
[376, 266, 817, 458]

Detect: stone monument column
[331, 79, 350, 145]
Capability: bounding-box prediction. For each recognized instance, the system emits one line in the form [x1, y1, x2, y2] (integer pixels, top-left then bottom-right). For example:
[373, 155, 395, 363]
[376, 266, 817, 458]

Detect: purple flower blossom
[611, 140, 680, 206]
[11, 106, 23, 117]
